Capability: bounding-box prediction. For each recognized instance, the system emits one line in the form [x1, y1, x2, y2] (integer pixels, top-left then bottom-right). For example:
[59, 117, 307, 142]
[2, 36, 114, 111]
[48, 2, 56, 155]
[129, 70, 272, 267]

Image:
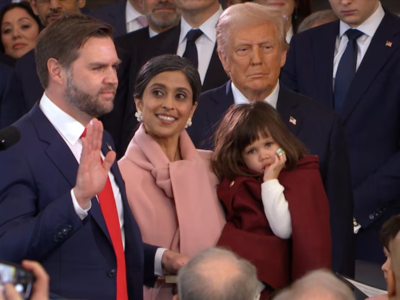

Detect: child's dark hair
[212, 101, 309, 180]
[380, 215, 400, 251]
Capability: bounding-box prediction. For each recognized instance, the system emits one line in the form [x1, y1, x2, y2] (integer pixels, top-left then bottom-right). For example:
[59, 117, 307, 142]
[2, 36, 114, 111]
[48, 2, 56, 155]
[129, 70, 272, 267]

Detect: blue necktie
[334, 29, 363, 111]
[182, 29, 203, 69]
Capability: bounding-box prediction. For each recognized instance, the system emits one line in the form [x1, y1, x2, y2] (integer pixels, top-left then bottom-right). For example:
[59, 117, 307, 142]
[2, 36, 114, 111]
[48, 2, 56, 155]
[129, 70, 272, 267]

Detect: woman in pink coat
[118, 55, 226, 300]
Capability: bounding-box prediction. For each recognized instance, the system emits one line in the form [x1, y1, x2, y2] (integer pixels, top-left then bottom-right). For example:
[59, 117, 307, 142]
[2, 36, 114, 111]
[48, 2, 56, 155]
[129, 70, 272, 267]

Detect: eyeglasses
[35, 0, 71, 3]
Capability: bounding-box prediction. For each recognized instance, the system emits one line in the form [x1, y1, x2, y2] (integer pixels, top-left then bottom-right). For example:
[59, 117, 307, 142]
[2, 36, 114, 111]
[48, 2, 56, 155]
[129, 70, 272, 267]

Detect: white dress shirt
[149, 27, 158, 38]
[177, 6, 223, 84]
[231, 80, 280, 108]
[333, 2, 384, 83]
[126, 0, 147, 33]
[39, 93, 165, 275]
[286, 26, 294, 44]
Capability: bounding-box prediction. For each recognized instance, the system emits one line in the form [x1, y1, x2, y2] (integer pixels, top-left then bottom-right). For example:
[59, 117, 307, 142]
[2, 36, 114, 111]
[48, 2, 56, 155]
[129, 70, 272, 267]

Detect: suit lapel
[341, 12, 400, 122]
[276, 86, 302, 137]
[312, 21, 338, 109]
[30, 105, 79, 188]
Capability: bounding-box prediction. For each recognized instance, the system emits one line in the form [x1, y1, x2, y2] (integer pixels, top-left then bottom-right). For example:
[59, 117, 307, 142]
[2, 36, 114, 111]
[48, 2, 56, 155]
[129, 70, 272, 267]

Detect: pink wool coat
[118, 125, 226, 300]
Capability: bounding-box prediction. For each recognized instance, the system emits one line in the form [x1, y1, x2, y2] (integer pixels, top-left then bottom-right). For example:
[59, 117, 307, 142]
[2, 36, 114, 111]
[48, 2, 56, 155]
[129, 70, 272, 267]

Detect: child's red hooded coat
[217, 155, 332, 290]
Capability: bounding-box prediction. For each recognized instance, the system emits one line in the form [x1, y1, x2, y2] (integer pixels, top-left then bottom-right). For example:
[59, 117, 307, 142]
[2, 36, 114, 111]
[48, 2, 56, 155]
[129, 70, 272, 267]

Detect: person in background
[385, 230, 400, 300]
[274, 269, 355, 300]
[0, 2, 42, 59]
[253, 0, 312, 42]
[90, 0, 147, 38]
[173, 248, 261, 300]
[114, 0, 181, 52]
[281, 0, 400, 265]
[118, 54, 225, 300]
[297, 9, 338, 32]
[366, 215, 400, 300]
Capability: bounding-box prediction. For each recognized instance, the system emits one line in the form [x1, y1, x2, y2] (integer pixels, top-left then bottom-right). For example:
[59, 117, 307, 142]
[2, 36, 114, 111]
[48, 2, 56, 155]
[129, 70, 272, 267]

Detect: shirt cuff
[71, 189, 91, 220]
[155, 248, 168, 277]
[354, 218, 361, 234]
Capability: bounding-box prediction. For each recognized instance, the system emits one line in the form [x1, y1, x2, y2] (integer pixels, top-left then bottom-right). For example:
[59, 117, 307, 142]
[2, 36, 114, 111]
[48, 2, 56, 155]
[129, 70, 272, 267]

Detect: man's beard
[65, 70, 115, 118]
[145, 3, 180, 29]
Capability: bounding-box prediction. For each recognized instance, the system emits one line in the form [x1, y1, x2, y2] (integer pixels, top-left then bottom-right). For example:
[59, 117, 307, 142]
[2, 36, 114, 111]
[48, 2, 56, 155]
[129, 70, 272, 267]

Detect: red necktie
[81, 130, 128, 300]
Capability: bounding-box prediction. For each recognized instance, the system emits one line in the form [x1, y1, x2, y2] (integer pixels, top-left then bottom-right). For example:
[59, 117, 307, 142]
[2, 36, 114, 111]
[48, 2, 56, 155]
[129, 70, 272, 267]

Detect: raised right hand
[73, 119, 116, 209]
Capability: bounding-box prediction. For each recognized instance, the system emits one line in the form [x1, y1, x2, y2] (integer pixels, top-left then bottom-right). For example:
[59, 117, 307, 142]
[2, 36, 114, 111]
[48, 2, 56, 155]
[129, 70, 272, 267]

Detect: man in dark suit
[90, 0, 147, 38]
[281, 0, 400, 264]
[187, 3, 355, 277]
[0, 14, 186, 300]
[114, 0, 180, 51]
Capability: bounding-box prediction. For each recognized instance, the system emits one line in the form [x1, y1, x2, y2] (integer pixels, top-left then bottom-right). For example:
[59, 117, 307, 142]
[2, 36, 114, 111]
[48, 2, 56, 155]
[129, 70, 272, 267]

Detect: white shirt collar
[126, 0, 143, 24]
[231, 80, 280, 109]
[179, 6, 223, 45]
[149, 27, 158, 38]
[39, 93, 85, 146]
[286, 26, 294, 44]
[339, 2, 384, 38]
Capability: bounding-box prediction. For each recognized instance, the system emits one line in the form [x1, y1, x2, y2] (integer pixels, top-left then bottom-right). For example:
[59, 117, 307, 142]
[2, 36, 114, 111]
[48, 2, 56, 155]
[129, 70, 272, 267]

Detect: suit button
[369, 214, 375, 220]
[62, 228, 68, 235]
[108, 269, 116, 277]
[54, 236, 59, 242]
[66, 225, 72, 231]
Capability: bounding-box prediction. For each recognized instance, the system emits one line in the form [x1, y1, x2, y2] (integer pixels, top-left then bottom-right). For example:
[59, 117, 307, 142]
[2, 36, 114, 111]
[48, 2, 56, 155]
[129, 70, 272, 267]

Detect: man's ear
[217, 50, 230, 76]
[78, 0, 86, 9]
[47, 58, 65, 86]
[172, 295, 179, 300]
[388, 269, 396, 297]
[29, 0, 39, 15]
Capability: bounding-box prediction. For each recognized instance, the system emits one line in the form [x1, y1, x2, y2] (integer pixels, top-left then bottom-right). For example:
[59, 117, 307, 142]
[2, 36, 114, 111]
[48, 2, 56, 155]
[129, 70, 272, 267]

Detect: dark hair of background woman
[0, 2, 43, 53]
[134, 54, 202, 105]
[293, 0, 312, 33]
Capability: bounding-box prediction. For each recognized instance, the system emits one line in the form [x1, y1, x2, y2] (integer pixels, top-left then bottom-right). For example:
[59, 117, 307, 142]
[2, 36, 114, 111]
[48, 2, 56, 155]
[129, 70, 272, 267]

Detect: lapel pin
[289, 116, 297, 125]
[386, 41, 393, 47]
[106, 143, 113, 151]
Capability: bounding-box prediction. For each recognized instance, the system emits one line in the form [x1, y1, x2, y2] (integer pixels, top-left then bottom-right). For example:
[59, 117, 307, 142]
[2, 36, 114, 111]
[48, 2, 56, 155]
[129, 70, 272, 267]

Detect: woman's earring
[185, 117, 192, 129]
[135, 110, 143, 122]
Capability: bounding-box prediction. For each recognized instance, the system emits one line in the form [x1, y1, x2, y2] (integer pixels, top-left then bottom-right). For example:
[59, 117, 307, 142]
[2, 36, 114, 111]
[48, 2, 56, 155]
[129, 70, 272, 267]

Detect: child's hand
[263, 151, 286, 182]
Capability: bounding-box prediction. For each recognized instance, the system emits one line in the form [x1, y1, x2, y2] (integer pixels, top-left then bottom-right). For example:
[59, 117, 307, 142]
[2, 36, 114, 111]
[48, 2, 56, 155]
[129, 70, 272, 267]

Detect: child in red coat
[212, 101, 332, 294]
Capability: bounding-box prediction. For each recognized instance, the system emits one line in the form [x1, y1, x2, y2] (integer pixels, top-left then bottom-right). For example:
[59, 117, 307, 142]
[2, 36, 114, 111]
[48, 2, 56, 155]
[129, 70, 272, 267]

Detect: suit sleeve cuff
[155, 248, 168, 276]
[71, 189, 91, 220]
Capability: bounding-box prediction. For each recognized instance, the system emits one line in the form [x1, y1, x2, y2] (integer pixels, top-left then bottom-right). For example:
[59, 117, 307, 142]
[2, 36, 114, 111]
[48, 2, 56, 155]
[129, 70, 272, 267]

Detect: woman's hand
[263, 152, 286, 182]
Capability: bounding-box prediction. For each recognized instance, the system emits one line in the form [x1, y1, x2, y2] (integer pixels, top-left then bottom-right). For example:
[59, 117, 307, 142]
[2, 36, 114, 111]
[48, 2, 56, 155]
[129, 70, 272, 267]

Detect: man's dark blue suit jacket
[187, 81, 355, 277]
[0, 104, 157, 300]
[281, 11, 400, 263]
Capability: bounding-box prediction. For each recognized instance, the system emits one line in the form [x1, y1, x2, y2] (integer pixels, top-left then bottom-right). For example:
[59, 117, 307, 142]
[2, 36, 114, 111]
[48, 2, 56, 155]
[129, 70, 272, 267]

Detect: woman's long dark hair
[0, 2, 43, 53]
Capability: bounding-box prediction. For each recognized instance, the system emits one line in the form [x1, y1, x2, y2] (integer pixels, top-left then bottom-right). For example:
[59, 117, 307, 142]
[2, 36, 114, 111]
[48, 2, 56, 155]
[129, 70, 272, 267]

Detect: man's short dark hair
[380, 215, 400, 251]
[35, 13, 114, 89]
